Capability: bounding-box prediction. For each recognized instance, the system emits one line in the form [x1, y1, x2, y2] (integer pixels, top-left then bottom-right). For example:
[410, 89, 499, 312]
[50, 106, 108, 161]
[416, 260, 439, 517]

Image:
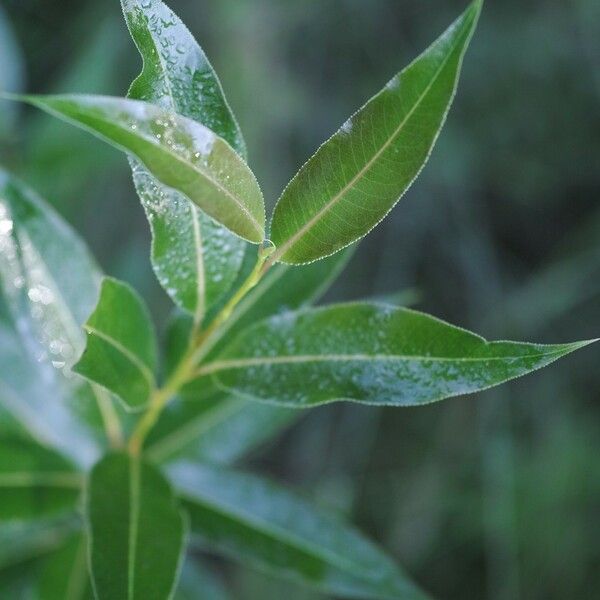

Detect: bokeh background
[1, 0, 599, 598]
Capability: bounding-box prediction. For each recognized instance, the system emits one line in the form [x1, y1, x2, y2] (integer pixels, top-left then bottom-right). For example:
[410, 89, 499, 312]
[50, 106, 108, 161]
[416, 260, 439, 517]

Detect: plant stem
[127, 244, 274, 455]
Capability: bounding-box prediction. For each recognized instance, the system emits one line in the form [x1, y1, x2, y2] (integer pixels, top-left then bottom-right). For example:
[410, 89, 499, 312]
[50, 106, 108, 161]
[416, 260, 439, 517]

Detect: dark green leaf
[171, 462, 427, 600]
[269, 0, 482, 264]
[86, 452, 187, 600]
[18, 95, 265, 243]
[0, 169, 116, 464]
[74, 277, 158, 410]
[200, 303, 596, 407]
[0, 438, 81, 523]
[36, 533, 92, 600]
[123, 0, 248, 321]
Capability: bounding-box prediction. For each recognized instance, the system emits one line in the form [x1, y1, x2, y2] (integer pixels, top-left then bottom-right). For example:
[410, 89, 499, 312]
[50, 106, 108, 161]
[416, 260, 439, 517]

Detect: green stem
[127, 244, 274, 455]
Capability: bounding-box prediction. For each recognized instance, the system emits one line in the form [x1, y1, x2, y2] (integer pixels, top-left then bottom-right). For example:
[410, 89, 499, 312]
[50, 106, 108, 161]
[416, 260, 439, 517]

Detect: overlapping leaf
[171, 462, 428, 600]
[270, 0, 482, 264]
[86, 452, 187, 600]
[74, 278, 157, 410]
[123, 0, 247, 322]
[200, 303, 595, 407]
[18, 95, 265, 243]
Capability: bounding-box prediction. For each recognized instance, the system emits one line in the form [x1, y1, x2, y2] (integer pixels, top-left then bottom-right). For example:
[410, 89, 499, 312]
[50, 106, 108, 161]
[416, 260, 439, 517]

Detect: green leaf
[199, 303, 596, 407]
[74, 277, 157, 410]
[0, 438, 81, 523]
[146, 394, 299, 465]
[36, 533, 92, 600]
[86, 452, 187, 600]
[121, 0, 246, 157]
[18, 94, 265, 243]
[123, 0, 247, 322]
[188, 245, 355, 371]
[171, 463, 427, 600]
[0, 169, 115, 465]
[269, 0, 482, 264]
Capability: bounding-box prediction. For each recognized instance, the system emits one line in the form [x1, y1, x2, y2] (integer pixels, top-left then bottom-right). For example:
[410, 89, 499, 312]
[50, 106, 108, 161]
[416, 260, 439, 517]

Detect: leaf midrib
[272, 12, 472, 261]
[197, 346, 575, 376]
[0, 471, 82, 488]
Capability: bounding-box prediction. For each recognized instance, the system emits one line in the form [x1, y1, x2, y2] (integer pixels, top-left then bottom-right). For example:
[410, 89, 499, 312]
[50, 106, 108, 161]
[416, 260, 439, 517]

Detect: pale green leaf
[0, 169, 116, 465]
[199, 303, 596, 407]
[74, 277, 158, 410]
[171, 462, 428, 600]
[123, 0, 247, 321]
[86, 452, 187, 600]
[270, 0, 482, 264]
[18, 94, 265, 243]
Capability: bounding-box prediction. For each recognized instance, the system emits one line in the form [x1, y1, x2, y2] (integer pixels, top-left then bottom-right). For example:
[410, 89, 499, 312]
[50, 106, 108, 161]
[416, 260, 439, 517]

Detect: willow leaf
[74, 278, 158, 410]
[200, 303, 596, 407]
[17, 95, 265, 243]
[270, 0, 482, 264]
[171, 462, 428, 600]
[123, 0, 247, 321]
[86, 452, 187, 600]
[0, 169, 115, 465]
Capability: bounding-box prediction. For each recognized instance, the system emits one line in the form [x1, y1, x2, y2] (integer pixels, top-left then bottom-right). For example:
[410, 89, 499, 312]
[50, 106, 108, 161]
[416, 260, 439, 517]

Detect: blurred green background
[1, 0, 599, 598]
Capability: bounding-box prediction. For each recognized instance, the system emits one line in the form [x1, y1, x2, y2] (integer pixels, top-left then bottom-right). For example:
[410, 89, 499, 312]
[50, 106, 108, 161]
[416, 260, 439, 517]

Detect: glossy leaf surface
[123, 0, 247, 321]
[74, 278, 157, 410]
[0, 169, 109, 465]
[0, 438, 80, 522]
[203, 303, 595, 407]
[171, 462, 427, 600]
[86, 452, 186, 600]
[270, 0, 482, 264]
[20, 95, 265, 242]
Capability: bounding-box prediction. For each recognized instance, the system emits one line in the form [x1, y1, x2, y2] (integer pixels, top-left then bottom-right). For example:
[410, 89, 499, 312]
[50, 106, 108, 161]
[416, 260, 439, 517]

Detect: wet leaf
[123, 0, 247, 321]
[18, 94, 265, 243]
[74, 278, 158, 410]
[270, 0, 482, 264]
[0, 169, 113, 465]
[0, 438, 81, 523]
[86, 452, 187, 600]
[171, 462, 428, 600]
[201, 303, 595, 407]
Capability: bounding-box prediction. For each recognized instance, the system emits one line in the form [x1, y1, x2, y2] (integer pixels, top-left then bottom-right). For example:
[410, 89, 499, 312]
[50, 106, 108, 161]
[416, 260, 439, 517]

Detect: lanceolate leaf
[74, 278, 158, 410]
[171, 463, 428, 600]
[0, 438, 81, 522]
[200, 303, 596, 407]
[0, 169, 115, 465]
[122, 0, 246, 157]
[123, 0, 247, 321]
[270, 0, 482, 264]
[86, 452, 187, 600]
[18, 95, 265, 243]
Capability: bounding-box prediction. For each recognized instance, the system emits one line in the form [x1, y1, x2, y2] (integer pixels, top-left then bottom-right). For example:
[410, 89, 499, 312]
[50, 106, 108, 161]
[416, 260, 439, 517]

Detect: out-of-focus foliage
[1, 0, 598, 598]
